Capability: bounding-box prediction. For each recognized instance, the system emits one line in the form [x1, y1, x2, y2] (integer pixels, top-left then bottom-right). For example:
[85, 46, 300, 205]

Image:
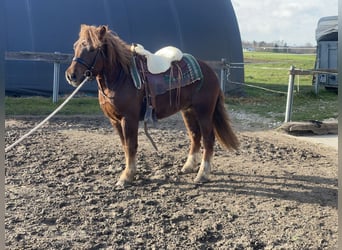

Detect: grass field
[5, 52, 338, 122]
[227, 52, 338, 122]
[5, 96, 101, 116]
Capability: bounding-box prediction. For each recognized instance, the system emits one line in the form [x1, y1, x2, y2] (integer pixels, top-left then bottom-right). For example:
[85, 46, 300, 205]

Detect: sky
[231, 0, 338, 46]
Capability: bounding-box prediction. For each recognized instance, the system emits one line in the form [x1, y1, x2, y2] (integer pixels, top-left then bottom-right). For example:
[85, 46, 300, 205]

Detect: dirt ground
[5, 110, 337, 249]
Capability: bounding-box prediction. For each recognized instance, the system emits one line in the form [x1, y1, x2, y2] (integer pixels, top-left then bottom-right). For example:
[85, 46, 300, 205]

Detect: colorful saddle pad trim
[130, 53, 203, 93]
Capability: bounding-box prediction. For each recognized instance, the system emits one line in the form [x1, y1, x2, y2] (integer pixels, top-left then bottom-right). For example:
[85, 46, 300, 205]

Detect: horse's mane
[78, 24, 132, 74]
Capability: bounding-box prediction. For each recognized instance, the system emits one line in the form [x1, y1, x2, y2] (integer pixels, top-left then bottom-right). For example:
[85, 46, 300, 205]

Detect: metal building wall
[4, 0, 244, 96]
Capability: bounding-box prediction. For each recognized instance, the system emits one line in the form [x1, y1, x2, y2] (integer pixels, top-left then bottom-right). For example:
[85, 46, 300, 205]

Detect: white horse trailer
[314, 16, 338, 90]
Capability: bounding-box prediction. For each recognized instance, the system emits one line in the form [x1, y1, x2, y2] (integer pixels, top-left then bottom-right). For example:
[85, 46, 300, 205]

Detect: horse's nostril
[67, 72, 76, 81]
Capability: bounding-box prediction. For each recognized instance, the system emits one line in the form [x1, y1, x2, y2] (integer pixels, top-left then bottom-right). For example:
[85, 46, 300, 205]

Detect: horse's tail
[213, 92, 239, 150]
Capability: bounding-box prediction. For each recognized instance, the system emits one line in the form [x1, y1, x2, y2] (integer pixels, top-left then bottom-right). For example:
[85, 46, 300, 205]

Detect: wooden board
[278, 121, 338, 135]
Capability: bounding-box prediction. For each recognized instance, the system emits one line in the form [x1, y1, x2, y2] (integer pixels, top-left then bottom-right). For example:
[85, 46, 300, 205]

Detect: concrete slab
[292, 134, 338, 150]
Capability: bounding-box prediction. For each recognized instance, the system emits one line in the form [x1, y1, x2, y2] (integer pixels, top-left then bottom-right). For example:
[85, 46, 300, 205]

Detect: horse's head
[65, 25, 107, 87]
[66, 24, 132, 87]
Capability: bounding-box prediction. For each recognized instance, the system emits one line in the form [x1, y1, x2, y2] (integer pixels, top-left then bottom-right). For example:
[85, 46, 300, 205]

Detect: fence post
[284, 65, 295, 122]
[52, 52, 60, 103]
[314, 73, 319, 95]
[220, 58, 226, 93]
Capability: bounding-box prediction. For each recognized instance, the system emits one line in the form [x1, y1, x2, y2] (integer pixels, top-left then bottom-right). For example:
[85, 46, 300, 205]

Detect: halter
[72, 48, 101, 79]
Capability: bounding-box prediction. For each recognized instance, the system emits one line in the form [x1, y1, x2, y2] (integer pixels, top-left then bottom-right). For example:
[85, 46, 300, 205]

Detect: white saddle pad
[131, 44, 183, 74]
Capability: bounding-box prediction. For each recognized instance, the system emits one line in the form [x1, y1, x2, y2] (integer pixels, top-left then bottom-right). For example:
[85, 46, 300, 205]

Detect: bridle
[72, 48, 102, 80]
[73, 46, 115, 100]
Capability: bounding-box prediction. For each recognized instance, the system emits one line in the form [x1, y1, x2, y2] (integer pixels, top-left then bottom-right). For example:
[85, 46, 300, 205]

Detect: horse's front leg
[114, 117, 139, 186]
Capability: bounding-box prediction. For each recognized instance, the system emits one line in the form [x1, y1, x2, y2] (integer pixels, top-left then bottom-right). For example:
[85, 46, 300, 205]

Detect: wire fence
[5, 51, 338, 99]
[221, 61, 338, 96]
[219, 61, 338, 122]
[225, 64, 288, 95]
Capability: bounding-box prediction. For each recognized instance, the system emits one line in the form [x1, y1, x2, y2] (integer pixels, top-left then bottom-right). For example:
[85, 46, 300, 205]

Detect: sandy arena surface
[5, 110, 337, 249]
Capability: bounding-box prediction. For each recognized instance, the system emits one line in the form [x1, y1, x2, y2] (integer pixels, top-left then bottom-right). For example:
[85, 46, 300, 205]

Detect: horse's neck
[98, 64, 125, 90]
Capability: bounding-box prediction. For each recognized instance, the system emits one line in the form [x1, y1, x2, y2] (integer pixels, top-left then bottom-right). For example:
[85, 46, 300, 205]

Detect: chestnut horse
[66, 24, 239, 186]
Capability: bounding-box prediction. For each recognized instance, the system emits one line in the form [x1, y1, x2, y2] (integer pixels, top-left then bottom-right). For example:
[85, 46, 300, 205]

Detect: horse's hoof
[181, 165, 198, 174]
[194, 175, 209, 183]
[116, 179, 131, 187]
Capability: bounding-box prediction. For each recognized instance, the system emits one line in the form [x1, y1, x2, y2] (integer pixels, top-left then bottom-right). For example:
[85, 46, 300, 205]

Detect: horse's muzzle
[65, 70, 82, 87]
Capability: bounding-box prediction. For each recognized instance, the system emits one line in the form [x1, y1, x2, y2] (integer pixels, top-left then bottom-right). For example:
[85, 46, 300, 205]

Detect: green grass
[5, 96, 102, 116]
[244, 52, 315, 88]
[227, 52, 338, 122]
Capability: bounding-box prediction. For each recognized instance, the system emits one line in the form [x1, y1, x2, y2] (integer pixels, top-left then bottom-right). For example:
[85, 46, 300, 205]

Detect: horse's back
[152, 59, 221, 120]
[192, 59, 222, 103]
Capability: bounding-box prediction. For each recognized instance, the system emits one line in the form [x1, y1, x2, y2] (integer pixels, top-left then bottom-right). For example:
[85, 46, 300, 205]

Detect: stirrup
[144, 105, 157, 127]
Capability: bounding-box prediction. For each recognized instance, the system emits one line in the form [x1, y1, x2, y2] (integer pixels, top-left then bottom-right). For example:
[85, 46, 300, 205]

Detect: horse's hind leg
[181, 110, 201, 173]
[194, 110, 215, 183]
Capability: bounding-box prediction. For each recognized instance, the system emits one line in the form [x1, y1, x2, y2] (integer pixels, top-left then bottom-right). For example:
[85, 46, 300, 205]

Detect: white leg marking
[194, 158, 211, 183]
[116, 159, 136, 186]
[181, 152, 201, 173]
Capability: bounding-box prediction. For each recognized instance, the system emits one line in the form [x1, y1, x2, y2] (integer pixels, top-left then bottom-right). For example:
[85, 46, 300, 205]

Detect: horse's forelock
[78, 25, 102, 48]
[77, 25, 131, 73]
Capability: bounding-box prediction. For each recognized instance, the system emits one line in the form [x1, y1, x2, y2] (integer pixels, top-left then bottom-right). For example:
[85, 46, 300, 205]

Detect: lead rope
[5, 77, 90, 153]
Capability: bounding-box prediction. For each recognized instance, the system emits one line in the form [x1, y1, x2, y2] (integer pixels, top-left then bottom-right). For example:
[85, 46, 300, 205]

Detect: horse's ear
[98, 25, 108, 41]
